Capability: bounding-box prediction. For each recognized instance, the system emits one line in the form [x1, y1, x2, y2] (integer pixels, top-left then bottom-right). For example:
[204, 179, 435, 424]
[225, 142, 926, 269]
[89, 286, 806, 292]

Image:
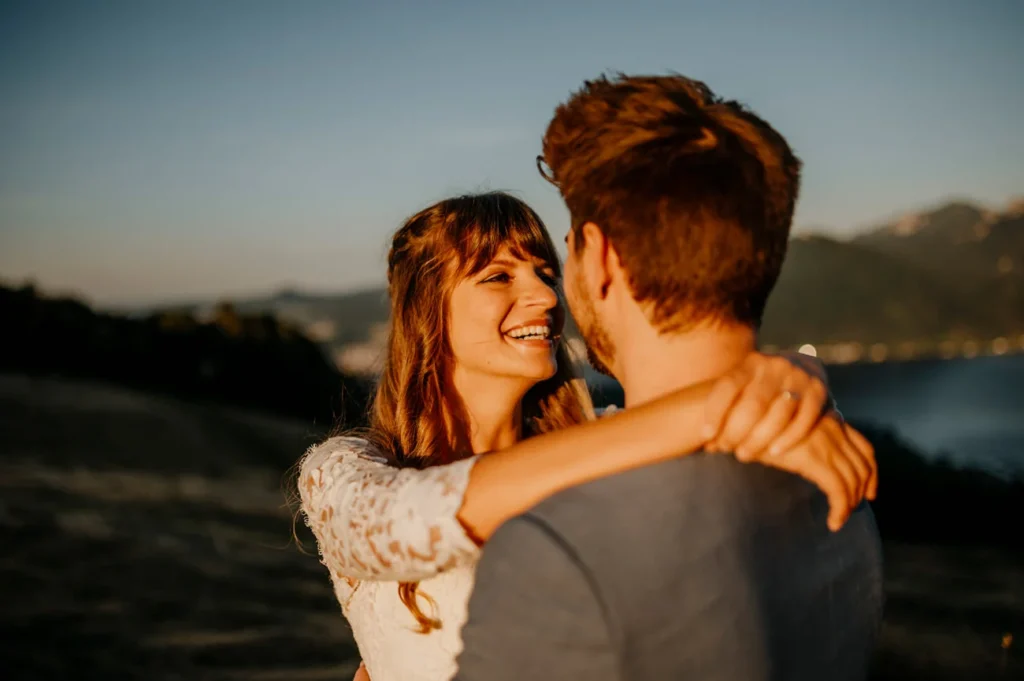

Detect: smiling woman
[449, 249, 563, 399]
[376, 192, 588, 468]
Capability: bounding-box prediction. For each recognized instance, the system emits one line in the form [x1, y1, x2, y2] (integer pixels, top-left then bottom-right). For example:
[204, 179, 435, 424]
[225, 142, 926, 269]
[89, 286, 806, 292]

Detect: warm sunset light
[2, 2, 1021, 680]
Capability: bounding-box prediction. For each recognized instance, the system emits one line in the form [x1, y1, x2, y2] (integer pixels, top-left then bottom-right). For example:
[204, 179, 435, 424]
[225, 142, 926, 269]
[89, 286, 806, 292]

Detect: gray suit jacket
[454, 454, 884, 681]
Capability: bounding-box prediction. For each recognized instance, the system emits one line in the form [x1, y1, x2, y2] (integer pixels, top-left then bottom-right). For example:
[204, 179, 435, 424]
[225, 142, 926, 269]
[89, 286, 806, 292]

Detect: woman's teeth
[506, 325, 552, 340]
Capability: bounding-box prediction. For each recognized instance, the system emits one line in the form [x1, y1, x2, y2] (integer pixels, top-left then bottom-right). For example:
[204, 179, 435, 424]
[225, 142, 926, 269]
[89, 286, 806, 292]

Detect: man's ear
[578, 222, 613, 300]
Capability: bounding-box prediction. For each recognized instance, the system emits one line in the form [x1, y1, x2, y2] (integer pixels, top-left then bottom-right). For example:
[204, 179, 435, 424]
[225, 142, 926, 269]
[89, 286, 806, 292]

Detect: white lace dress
[299, 436, 485, 681]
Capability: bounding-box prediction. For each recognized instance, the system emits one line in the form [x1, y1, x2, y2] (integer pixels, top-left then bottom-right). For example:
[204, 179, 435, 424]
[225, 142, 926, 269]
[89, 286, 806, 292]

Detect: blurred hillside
[132, 196, 1023, 373]
[0, 284, 369, 428]
[763, 196, 1024, 349]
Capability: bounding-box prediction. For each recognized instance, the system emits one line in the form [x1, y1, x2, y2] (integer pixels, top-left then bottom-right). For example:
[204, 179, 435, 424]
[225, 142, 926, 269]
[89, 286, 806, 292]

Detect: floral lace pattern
[298, 436, 481, 607]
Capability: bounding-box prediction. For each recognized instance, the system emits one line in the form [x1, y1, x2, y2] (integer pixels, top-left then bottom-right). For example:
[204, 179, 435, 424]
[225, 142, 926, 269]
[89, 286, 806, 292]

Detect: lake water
[584, 355, 1024, 478]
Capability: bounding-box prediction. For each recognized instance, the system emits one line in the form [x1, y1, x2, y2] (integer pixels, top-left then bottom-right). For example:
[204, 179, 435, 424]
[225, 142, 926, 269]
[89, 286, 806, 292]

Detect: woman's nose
[520, 273, 559, 310]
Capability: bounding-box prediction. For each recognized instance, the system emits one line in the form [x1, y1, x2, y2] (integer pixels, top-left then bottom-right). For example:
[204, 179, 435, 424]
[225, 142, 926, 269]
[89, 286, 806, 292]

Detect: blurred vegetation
[0, 283, 369, 428]
[852, 423, 1023, 550]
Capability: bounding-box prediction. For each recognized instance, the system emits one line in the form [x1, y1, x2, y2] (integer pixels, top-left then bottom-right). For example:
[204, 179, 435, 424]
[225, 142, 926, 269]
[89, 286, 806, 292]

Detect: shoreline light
[797, 344, 817, 357]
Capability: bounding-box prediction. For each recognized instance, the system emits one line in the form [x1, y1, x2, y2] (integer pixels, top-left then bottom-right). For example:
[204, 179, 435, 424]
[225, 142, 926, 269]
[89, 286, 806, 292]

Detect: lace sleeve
[298, 436, 482, 584]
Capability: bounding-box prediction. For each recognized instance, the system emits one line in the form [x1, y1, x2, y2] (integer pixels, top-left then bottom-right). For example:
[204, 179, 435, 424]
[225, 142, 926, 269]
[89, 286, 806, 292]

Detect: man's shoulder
[534, 453, 817, 514]
[523, 454, 824, 553]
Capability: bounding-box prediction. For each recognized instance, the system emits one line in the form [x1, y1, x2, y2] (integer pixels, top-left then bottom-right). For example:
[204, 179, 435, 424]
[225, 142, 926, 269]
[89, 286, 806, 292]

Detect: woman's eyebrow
[482, 256, 553, 271]
[484, 257, 519, 269]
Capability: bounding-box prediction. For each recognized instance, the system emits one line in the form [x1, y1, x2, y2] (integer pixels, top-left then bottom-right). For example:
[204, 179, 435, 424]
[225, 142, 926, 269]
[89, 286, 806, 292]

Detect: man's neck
[617, 322, 757, 408]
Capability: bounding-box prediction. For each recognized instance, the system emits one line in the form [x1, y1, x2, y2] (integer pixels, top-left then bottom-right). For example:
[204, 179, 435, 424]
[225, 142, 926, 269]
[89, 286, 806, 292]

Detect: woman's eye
[538, 270, 559, 286]
[482, 272, 511, 284]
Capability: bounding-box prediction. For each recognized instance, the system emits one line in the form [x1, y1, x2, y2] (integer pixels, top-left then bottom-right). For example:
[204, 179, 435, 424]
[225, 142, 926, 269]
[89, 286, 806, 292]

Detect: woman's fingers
[746, 407, 878, 533]
[842, 432, 873, 505]
[784, 437, 852, 531]
[767, 420, 870, 531]
[826, 441, 861, 529]
[712, 355, 797, 452]
[715, 379, 778, 453]
[734, 389, 802, 460]
[843, 423, 878, 500]
[765, 379, 829, 457]
[702, 364, 751, 442]
[705, 354, 839, 463]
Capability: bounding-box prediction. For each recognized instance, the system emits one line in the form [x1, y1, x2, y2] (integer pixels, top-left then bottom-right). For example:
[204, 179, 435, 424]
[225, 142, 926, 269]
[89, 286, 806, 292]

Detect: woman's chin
[494, 361, 557, 385]
[524, 359, 558, 383]
[482, 350, 558, 385]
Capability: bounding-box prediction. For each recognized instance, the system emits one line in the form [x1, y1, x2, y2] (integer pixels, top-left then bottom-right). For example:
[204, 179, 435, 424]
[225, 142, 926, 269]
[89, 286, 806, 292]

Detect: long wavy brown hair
[365, 191, 594, 632]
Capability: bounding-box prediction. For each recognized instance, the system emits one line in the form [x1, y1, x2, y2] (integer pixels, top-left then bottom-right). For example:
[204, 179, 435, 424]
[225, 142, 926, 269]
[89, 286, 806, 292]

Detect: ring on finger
[781, 389, 800, 401]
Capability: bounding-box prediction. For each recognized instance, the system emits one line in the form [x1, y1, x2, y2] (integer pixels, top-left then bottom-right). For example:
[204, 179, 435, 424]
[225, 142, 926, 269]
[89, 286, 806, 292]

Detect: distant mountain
[851, 198, 1024, 332]
[855, 199, 1024, 272]
[151, 195, 1024, 360]
[771, 197, 1023, 346]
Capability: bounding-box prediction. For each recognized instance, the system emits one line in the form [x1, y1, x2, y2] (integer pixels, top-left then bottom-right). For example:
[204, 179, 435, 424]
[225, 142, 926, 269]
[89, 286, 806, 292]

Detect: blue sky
[1, 0, 1022, 305]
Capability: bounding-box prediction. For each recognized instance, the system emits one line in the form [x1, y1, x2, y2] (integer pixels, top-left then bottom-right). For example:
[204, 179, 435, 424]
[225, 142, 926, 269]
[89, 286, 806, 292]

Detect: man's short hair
[541, 73, 801, 330]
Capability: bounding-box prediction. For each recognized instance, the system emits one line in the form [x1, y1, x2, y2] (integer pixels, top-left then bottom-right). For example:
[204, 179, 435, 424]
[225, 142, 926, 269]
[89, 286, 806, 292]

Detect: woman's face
[448, 246, 564, 385]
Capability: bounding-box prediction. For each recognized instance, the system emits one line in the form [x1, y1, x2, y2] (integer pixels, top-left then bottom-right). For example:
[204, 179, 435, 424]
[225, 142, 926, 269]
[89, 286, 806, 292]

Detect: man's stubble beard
[569, 270, 616, 378]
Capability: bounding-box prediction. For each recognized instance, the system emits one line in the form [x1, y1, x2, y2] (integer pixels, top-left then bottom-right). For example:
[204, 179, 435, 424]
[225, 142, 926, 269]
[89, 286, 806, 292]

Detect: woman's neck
[451, 369, 529, 454]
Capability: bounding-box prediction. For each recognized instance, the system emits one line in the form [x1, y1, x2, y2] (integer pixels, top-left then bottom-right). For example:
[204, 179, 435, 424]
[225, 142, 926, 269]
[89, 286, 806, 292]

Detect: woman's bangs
[456, 212, 562, 278]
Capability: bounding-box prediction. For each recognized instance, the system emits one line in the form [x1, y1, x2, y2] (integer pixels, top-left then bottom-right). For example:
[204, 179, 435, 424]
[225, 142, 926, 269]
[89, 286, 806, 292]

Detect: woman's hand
[702, 352, 877, 530]
[353, 661, 370, 681]
[703, 352, 831, 459]
[769, 416, 877, 530]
